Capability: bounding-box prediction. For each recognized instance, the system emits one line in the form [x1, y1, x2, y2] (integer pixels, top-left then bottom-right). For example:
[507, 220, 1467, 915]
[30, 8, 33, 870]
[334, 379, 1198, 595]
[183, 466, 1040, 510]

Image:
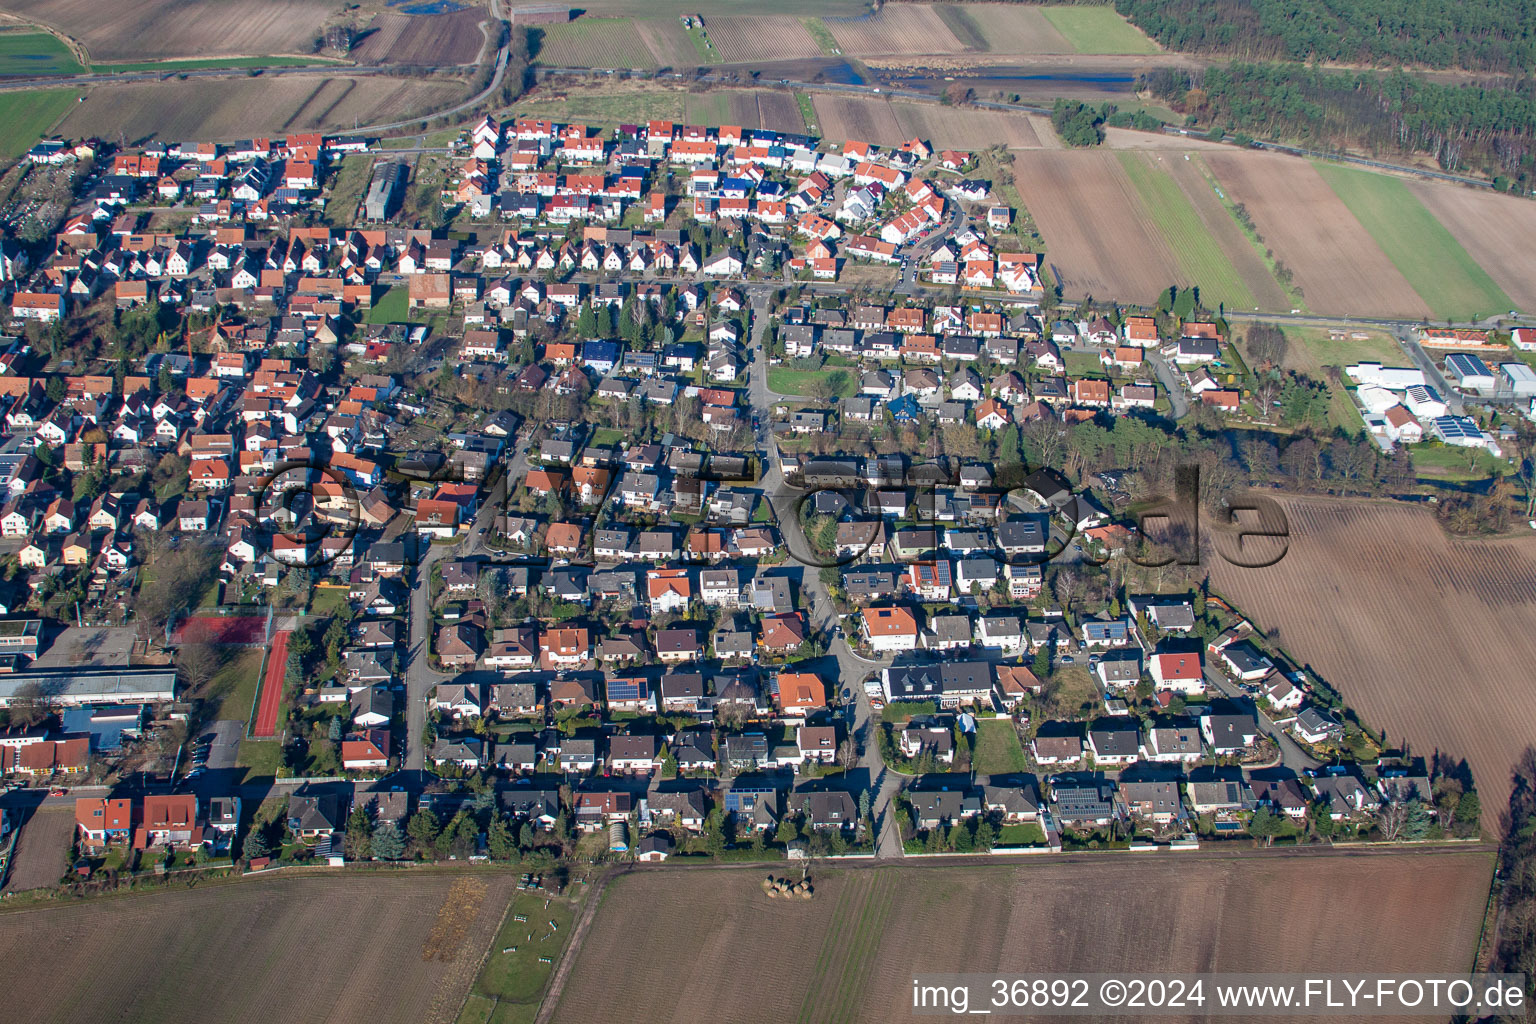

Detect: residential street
[746, 288, 904, 857]
[1202, 664, 1321, 774]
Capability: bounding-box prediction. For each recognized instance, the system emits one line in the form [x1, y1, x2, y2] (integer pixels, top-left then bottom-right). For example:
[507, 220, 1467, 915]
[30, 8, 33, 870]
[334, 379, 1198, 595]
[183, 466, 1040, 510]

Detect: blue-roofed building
[887, 394, 921, 422]
[582, 340, 620, 376]
[59, 704, 144, 753]
[718, 177, 753, 199]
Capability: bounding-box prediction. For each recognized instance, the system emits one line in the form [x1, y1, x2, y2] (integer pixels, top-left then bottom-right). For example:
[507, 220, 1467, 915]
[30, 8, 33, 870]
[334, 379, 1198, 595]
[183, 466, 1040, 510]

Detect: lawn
[1040, 5, 1160, 54]
[1062, 349, 1107, 378]
[997, 822, 1048, 846]
[1314, 162, 1513, 320]
[1117, 152, 1258, 310]
[323, 153, 372, 227]
[1408, 443, 1506, 482]
[767, 367, 856, 398]
[235, 737, 284, 782]
[972, 719, 1028, 776]
[366, 285, 412, 325]
[203, 649, 264, 724]
[589, 427, 625, 446]
[517, 87, 689, 128]
[0, 32, 84, 75]
[0, 88, 79, 160]
[307, 585, 351, 617]
[455, 891, 578, 1024]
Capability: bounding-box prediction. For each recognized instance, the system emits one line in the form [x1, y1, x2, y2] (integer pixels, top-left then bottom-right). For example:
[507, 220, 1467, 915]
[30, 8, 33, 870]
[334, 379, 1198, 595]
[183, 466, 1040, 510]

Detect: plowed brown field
[829, 5, 966, 56]
[0, 872, 517, 1024]
[959, 3, 1074, 52]
[708, 15, 825, 62]
[59, 75, 464, 141]
[1014, 149, 1179, 303]
[892, 103, 1041, 149]
[1209, 497, 1536, 816]
[1407, 181, 1536, 313]
[0, 0, 331, 60]
[551, 851, 1492, 1023]
[350, 10, 488, 65]
[1163, 153, 1290, 310]
[1205, 151, 1430, 317]
[755, 91, 806, 133]
[811, 95, 1040, 149]
[812, 93, 903, 146]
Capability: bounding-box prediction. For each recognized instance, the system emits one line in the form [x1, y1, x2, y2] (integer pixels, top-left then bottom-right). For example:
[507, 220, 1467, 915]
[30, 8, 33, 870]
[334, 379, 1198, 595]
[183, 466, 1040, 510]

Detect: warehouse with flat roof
[0, 668, 176, 707]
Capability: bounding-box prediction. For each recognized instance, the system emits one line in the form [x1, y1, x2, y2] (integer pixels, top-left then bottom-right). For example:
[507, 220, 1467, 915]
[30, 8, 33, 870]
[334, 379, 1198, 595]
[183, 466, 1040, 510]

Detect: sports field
[1040, 5, 1160, 54]
[1116, 151, 1259, 310]
[252, 628, 287, 738]
[0, 87, 76, 158]
[1315, 163, 1512, 320]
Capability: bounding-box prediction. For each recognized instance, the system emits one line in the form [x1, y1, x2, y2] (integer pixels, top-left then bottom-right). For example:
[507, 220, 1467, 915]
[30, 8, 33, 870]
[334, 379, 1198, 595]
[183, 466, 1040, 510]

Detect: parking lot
[190, 720, 243, 774]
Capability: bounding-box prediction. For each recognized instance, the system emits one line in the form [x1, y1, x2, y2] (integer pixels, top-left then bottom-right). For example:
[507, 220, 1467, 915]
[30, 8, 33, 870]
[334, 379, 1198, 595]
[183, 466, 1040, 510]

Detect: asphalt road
[1201, 664, 1321, 774]
[745, 289, 904, 857]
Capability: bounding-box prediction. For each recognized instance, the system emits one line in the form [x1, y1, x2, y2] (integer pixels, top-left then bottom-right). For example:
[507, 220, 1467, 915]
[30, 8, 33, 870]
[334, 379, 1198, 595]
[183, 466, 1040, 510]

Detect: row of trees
[1145, 63, 1536, 179]
[1115, 0, 1536, 73]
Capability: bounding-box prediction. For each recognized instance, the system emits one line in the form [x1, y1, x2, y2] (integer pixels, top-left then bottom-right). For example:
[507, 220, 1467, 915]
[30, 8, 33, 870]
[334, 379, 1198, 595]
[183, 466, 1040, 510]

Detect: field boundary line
[448, 883, 520, 1024]
[533, 867, 625, 1024]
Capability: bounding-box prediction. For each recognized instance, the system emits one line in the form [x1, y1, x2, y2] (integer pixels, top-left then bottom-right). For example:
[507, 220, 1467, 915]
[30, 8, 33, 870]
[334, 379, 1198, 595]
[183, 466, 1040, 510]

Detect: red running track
[252, 629, 289, 739]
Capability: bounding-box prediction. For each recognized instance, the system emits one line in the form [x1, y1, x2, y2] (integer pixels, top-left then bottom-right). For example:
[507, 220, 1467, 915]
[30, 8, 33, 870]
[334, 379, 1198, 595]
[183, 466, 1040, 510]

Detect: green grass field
[1117, 152, 1259, 309]
[1041, 5, 1160, 54]
[682, 22, 720, 63]
[0, 32, 84, 75]
[767, 367, 856, 398]
[0, 88, 78, 159]
[998, 822, 1048, 845]
[323, 153, 372, 227]
[518, 88, 689, 128]
[973, 719, 1029, 776]
[1314, 162, 1512, 320]
[1282, 326, 1401, 373]
[1408, 442, 1506, 482]
[366, 285, 412, 325]
[456, 891, 577, 1024]
[204, 649, 264, 725]
[801, 18, 842, 55]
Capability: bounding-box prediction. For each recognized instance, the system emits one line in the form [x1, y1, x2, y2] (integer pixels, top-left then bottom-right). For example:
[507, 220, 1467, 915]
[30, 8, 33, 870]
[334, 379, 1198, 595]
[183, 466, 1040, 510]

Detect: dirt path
[533, 868, 627, 1024]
